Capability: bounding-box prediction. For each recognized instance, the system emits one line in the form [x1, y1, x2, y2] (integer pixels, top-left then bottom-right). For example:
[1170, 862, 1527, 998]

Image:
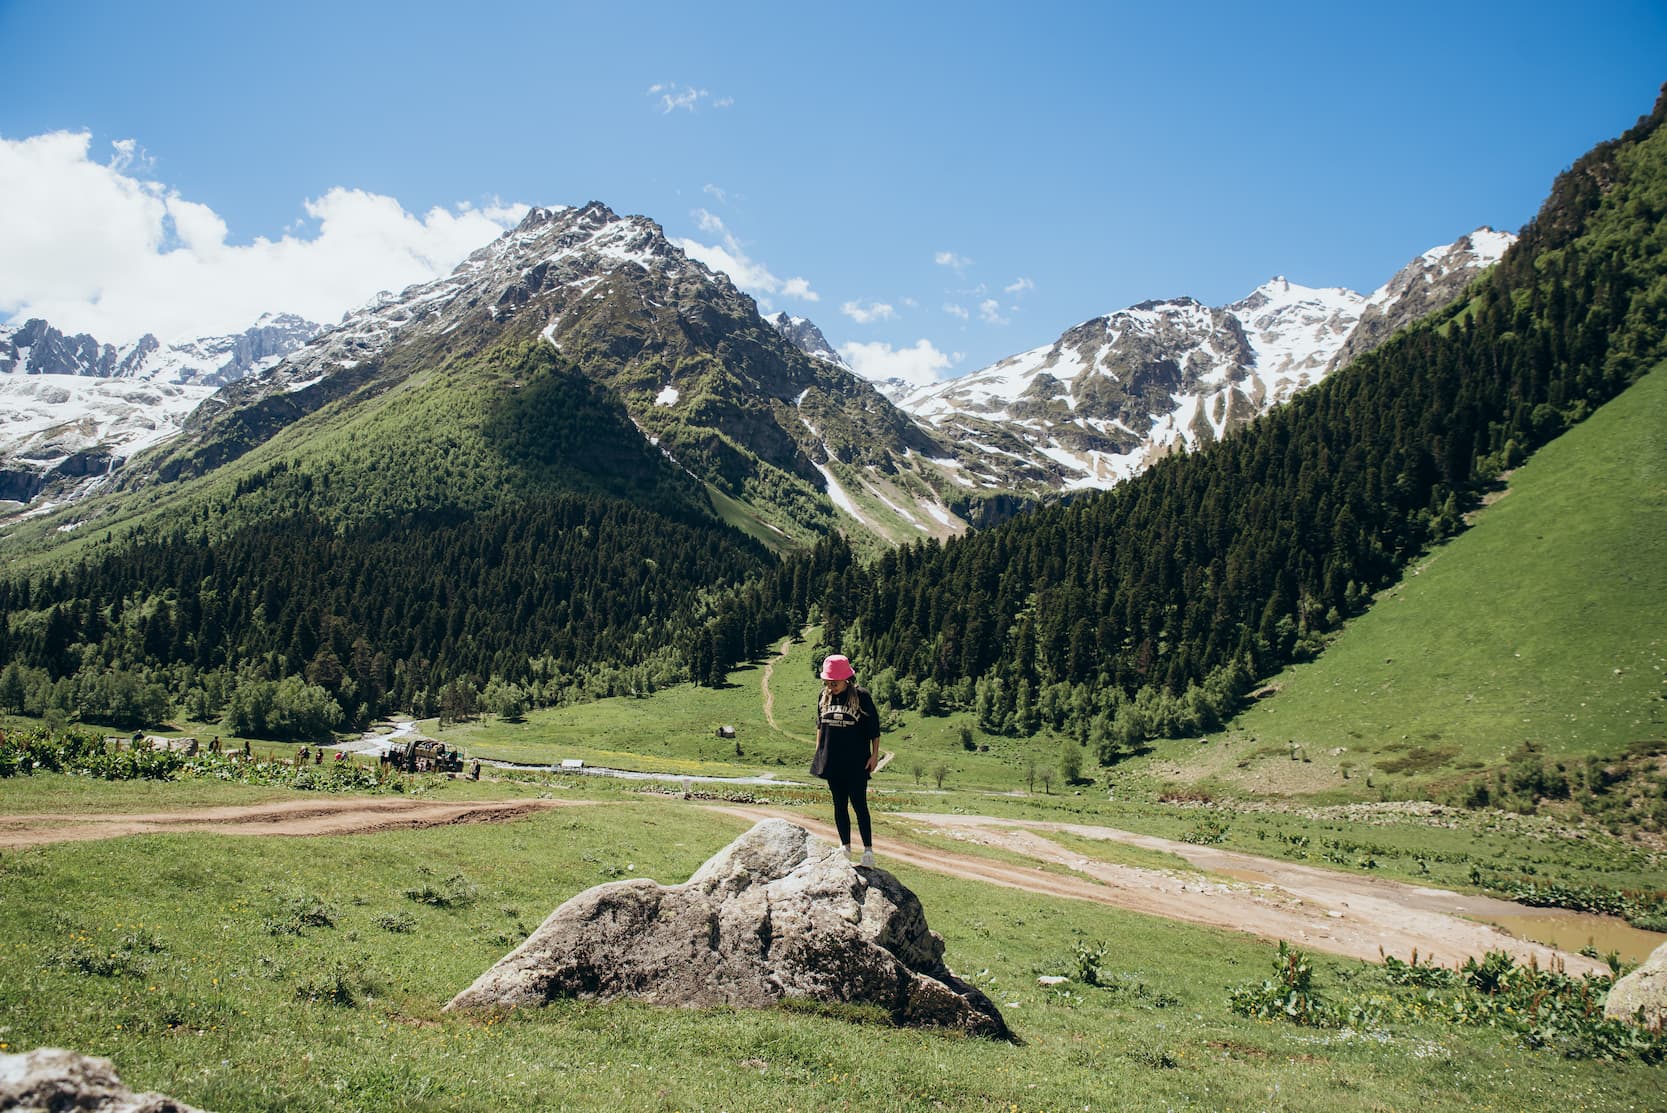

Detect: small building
[716, 726, 736, 739]
[560, 758, 585, 771]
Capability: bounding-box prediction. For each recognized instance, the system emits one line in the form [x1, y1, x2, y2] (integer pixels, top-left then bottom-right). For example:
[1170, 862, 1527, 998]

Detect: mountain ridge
[890, 228, 1514, 491]
[5, 208, 1511, 544]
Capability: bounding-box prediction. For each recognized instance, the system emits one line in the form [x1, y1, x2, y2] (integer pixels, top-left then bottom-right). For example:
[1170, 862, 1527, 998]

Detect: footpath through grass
[1, 781, 1663, 1112]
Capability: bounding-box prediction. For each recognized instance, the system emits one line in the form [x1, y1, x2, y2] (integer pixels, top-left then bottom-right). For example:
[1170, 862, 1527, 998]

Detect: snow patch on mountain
[898, 228, 1515, 492]
[1, 313, 322, 503]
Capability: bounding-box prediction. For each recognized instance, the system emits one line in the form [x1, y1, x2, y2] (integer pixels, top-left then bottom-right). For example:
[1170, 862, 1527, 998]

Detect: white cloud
[648, 83, 733, 113]
[0, 130, 528, 345]
[979, 298, 1009, 325]
[676, 209, 819, 303]
[1004, 276, 1035, 295]
[702, 183, 728, 204]
[107, 138, 154, 175]
[934, 250, 972, 270]
[841, 299, 895, 324]
[838, 339, 957, 389]
[943, 302, 969, 320]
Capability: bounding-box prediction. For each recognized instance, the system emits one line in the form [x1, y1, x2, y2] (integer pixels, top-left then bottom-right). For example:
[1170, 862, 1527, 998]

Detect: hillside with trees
[816, 88, 1667, 761]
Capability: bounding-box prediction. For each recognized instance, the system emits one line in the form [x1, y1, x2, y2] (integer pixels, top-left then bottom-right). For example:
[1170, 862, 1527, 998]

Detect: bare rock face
[445, 819, 1011, 1038]
[1604, 940, 1667, 1029]
[0, 1048, 207, 1112]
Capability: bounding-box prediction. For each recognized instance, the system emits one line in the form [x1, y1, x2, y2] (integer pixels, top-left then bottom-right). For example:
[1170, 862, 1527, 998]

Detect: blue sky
[2, 0, 1663, 385]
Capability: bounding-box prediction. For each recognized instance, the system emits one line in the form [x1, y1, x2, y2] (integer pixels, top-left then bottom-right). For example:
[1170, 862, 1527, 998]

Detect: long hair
[818, 680, 864, 721]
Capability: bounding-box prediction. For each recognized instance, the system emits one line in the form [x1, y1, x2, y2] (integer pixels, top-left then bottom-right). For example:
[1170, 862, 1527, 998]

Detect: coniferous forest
[1, 91, 1664, 751]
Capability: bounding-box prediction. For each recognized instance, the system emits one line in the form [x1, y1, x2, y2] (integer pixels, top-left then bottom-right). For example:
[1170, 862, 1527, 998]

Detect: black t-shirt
[814, 685, 880, 781]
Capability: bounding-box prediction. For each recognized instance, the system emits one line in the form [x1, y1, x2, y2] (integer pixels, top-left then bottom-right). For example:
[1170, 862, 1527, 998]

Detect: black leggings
[827, 776, 872, 848]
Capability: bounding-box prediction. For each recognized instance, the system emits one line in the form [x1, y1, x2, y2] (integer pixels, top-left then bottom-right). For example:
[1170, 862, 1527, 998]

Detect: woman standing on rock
[810, 654, 881, 865]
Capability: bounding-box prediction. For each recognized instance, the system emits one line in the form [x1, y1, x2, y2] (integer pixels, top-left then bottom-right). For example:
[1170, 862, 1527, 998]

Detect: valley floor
[0, 789, 1619, 976]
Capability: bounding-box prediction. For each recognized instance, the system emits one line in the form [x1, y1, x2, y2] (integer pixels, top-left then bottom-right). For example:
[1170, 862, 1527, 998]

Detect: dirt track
[0, 793, 1611, 976]
[707, 804, 1612, 977]
[0, 797, 580, 849]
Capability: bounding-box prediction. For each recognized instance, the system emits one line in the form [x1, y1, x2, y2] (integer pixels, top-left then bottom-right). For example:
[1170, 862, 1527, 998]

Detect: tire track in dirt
[0, 797, 584, 849]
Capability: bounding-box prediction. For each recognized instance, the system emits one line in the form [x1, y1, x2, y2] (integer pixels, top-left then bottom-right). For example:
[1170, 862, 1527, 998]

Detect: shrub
[1227, 941, 1340, 1027]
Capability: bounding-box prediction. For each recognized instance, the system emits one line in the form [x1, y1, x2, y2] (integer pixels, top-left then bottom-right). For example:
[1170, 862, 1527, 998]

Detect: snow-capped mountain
[2, 206, 1513, 541]
[898, 228, 1514, 490]
[0, 314, 321, 504]
[123, 203, 968, 544]
[765, 311, 847, 368]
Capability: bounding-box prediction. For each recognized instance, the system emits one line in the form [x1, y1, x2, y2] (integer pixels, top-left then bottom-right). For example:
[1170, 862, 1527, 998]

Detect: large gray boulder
[1604, 939, 1667, 1029]
[446, 819, 1010, 1038]
[0, 1048, 206, 1112]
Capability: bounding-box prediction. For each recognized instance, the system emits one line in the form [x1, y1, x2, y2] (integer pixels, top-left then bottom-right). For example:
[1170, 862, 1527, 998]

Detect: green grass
[1181, 360, 1667, 799]
[2, 781, 1663, 1112]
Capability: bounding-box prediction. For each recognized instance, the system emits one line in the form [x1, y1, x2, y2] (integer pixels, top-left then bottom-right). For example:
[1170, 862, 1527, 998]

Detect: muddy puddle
[1217, 867, 1275, 885]
[1482, 910, 1666, 966]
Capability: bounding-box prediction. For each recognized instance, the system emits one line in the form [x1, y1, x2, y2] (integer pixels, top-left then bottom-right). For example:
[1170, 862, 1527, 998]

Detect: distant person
[810, 654, 880, 866]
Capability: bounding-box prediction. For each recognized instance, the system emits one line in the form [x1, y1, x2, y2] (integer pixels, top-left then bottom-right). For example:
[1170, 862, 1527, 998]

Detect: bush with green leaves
[1227, 940, 1340, 1027]
[1235, 943, 1667, 1062]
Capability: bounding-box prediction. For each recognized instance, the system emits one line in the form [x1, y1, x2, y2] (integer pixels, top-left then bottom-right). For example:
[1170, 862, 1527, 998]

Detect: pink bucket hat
[819, 654, 855, 681]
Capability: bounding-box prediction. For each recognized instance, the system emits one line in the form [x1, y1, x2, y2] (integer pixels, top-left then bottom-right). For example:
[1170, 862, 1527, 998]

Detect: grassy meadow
[1172, 362, 1667, 804]
[2, 782, 1663, 1113]
[427, 630, 1088, 798]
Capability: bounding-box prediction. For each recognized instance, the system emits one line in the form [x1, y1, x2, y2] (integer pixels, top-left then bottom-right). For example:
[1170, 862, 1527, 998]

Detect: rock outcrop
[0, 1048, 206, 1112]
[446, 818, 1011, 1038]
[1604, 939, 1667, 1029]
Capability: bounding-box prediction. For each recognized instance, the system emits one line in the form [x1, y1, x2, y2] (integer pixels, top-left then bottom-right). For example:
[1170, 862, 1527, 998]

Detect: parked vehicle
[381, 739, 463, 773]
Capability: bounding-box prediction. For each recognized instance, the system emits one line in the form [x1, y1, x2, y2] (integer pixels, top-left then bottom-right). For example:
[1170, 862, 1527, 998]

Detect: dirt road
[759, 637, 808, 742]
[706, 804, 1612, 977]
[0, 797, 580, 849]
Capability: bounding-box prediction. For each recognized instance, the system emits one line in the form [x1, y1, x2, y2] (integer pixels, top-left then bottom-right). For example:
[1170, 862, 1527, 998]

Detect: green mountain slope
[1181, 359, 1667, 798]
[0, 333, 714, 563]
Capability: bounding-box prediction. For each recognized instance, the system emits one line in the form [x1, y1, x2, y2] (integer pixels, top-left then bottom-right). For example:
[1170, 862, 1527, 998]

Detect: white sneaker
[860, 849, 875, 867]
[842, 846, 854, 861]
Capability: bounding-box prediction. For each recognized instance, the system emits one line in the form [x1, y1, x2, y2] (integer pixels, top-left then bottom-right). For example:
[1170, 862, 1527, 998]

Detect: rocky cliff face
[766, 310, 847, 366]
[1326, 228, 1517, 371]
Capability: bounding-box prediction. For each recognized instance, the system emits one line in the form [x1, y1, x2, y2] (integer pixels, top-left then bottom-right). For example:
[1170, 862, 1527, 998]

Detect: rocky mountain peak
[765, 311, 847, 367]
